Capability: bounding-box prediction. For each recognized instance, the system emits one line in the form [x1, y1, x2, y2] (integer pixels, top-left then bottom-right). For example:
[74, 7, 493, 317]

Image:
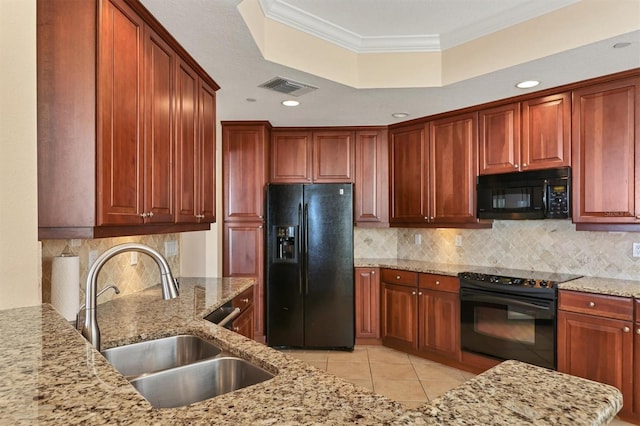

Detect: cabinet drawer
[232, 286, 254, 313]
[418, 274, 459, 293]
[381, 269, 418, 287]
[558, 290, 633, 321]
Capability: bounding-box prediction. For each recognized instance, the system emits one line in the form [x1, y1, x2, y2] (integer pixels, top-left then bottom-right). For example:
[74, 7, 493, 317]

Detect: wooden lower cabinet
[355, 268, 380, 341]
[233, 304, 255, 340]
[634, 299, 640, 421]
[381, 270, 460, 363]
[557, 291, 634, 420]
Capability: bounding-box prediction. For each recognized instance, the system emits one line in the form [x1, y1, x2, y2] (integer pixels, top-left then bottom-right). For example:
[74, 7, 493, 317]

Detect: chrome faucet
[81, 243, 179, 350]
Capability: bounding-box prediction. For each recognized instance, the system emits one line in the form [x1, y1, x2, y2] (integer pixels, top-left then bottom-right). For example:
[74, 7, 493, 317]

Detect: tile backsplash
[41, 234, 180, 307]
[356, 220, 640, 280]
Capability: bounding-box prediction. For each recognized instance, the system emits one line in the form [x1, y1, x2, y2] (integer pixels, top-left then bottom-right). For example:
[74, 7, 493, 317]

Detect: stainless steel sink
[101, 335, 222, 379]
[129, 356, 275, 408]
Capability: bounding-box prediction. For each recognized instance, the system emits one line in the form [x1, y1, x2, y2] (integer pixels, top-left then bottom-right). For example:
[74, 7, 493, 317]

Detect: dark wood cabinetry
[381, 269, 460, 363]
[479, 93, 570, 175]
[270, 129, 354, 183]
[572, 77, 640, 227]
[635, 300, 640, 420]
[37, 0, 218, 239]
[230, 286, 255, 340]
[354, 129, 389, 227]
[354, 268, 381, 342]
[557, 290, 634, 419]
[222, 122, 271, 343]
[389, 115, 481, 227]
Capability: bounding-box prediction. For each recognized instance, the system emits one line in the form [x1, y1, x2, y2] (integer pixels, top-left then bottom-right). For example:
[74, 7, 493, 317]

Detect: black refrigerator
[266, 183, 354, 349]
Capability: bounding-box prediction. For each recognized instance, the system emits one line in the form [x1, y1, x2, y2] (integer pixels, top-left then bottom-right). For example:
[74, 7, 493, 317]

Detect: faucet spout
[81, 243, 179, 350]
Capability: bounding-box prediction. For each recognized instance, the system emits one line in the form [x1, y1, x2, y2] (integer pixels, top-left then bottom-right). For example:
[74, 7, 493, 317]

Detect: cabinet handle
[588, 301, 595, 307]
[635, 215, 640, 219]
[623, 326, 630, 333]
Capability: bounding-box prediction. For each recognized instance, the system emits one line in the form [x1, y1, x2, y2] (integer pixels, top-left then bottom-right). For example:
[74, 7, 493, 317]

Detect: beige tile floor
[281, 345, 634, 424]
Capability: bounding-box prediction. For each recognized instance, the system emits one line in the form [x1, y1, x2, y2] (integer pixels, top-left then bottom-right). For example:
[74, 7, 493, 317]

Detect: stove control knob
[526, 280, 536, 287]
[540, 281, 548, 288]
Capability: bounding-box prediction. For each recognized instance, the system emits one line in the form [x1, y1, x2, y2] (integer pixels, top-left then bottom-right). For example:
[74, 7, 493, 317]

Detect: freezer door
[266, 184, 304, 346]
[303, 184, 354, 348]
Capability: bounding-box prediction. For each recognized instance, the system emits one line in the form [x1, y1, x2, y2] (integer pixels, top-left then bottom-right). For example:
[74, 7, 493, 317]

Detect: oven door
[460, 287, 556, 369]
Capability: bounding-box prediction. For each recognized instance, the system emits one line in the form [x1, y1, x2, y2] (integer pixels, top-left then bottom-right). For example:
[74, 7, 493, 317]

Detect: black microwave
[477, 167, 570, 220]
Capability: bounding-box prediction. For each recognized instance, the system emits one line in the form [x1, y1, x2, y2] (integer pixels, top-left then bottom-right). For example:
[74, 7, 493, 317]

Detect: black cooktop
[458, 267, 582, 296]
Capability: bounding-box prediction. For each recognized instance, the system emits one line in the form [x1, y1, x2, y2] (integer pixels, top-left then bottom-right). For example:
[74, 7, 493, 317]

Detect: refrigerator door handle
[304, 203, 309, 294]
[298, 203, 303, 295]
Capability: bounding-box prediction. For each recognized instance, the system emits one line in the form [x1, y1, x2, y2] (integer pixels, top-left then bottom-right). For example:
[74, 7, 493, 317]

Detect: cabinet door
[312, 130, 355, 182]
[418, 289, 460, 360]
[635, 316, 640, 419]
[429, 113, 477, 224]
[355, 129, 389, 226]
[521, 92, 570, 171]
[223, 223, 265, 341]
[380, 282, 418, 351]
[198, 79, 216, 223]
[389, 123, 429, 224]
[233, 304, 255, 340]
[355, 268, 380, 339]
[222, 123, 269, 222]
[143, 26, 174, 224]
[557, 310, 633, 416]
[97, 0, 145, 225]
[174, 60, 199, 223]
[479, 103, 521, 175]
[572, 77, 640, 223]
[270, 130, 312, 183]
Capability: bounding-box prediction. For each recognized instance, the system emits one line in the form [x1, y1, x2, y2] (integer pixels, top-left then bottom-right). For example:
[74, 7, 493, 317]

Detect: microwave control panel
[547, 184, 569, 218]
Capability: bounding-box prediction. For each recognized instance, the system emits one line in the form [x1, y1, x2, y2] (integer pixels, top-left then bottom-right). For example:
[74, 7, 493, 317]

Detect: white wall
[0, 0, 41, 309]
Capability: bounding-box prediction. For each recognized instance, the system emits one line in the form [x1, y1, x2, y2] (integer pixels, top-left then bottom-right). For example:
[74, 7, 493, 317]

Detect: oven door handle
[462, 293, 552, 311]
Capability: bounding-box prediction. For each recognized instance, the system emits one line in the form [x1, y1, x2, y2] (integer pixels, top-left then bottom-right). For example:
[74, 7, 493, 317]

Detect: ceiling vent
[259, 77, 317, 97]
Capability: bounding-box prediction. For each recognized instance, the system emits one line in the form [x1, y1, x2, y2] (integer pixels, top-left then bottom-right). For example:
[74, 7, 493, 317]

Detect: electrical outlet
[633, 243, 640, 258]
[88, 250, 98, 266]
[414, 234, 421, 245]
[455, 235, 463, 247]
[165, 240, 178, 257]
[70, 239, 81, 247]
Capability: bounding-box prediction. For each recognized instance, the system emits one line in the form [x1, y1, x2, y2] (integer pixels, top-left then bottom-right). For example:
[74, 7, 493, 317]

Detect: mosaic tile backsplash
[41, 234, 180, 307]
[356, 220, 640, 280]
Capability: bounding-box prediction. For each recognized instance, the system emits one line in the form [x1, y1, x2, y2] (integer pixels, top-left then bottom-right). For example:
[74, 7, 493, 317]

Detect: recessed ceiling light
[613, 42, 631, 49]
[392, 112, 409, 118]
[516, 80, 540, 89]
[282, 100, 299, 107]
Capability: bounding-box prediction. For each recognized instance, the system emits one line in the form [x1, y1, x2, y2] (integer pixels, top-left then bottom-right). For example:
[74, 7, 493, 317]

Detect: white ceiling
[140, 0, 640, 127]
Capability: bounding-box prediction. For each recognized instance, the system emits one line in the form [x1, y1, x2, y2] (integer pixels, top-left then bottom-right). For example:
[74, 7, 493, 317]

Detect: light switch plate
[165, 240, 178, 257]
[633, 242, 640, 258]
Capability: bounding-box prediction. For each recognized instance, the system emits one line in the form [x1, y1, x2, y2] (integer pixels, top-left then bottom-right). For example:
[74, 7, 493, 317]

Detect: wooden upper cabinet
[429, 113, 477, 224]
[389, 123, 429, 224]
[37, 0, 219, 238]
[312, 130, 355, 182]
[270, 130, 312, 183]
[478, 102, 521, 175]
[270, 129, 354, 183]
[198, 79, 217, 223]
[143, 26, 175, 224]
[572, 77, 640, 224]
[174, 60, 199, 223]
[97, 0, 146, 226]
[521, 93, 571, 171]
[355, 129, 389, 226]
[222, 122, 271, 222]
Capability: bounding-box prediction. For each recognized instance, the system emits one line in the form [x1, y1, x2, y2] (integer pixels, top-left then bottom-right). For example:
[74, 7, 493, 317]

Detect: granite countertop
[0, 276, 623, 424]
[355, 258, 640, 298]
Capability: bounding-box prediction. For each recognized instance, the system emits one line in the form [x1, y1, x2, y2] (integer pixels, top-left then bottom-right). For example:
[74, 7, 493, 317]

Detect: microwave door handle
[462, 293, 551, 311]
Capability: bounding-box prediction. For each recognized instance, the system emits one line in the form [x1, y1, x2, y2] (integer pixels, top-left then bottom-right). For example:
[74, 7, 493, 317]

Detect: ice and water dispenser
[275, 226, 296, 261]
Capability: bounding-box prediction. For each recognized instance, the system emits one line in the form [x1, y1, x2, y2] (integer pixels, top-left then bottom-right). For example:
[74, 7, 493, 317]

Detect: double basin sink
[101, 335, 274, 408]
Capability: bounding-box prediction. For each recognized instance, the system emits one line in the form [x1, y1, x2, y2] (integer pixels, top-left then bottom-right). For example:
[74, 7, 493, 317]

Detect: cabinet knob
[259, 225, 263, 229]
[140, 212, 148, 218]
[636, 328, 640, 335]
[635, 215, 640, 219]
[623, 326, 630, 333]
[241, 298, 249, 304]
[418, 291, 423, 296]
[588, 301, 595, 307]
[396, 276, 401, 280]
[522, 163, 527, 168]
[148, 211, 154, 218]
[430, 216, 434, 220]
[514, 164, 519, 169]
[371, 271, 375, 275]
[412, 291, 416, 295]
[435, 281, 440, 286]
[424, 217, 428, 221]
[233, 326, 240, 332]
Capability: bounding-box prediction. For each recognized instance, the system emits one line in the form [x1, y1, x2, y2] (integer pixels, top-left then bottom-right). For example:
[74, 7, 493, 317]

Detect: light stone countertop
[0, 276, 622, 424]
[355, 258, 640, 298]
